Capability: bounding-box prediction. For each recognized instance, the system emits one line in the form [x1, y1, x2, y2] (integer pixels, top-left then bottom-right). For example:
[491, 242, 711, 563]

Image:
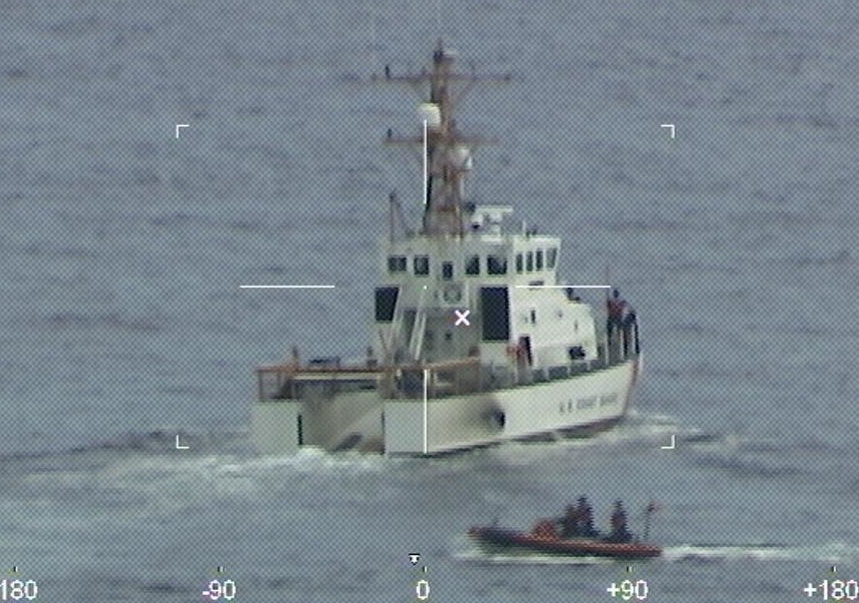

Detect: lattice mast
[380, 39, 510, 237]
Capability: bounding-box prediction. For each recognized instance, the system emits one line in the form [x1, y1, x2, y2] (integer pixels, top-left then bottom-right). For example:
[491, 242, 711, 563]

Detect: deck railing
[257, 331, 640, 402]
[379, 356, 483, 399]
[256, 363, 384, 401]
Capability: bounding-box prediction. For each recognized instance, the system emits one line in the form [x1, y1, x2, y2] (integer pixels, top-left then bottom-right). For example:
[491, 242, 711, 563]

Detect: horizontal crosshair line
[239, 285, 336, 289]
[514, 285, 610, 289]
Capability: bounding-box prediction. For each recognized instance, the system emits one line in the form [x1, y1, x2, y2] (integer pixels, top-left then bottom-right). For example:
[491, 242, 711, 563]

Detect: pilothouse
[251, 41, 642, 455]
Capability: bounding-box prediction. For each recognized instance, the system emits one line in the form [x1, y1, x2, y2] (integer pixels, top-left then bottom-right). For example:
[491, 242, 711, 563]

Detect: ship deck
[256, 348, 639, 402]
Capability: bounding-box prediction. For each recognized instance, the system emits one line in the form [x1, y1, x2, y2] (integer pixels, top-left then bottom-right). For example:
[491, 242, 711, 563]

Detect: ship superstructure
[251, 42, 641, 455]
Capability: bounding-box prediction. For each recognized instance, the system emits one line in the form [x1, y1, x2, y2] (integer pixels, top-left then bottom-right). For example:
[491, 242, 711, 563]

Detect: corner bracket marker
[661, 124, 675, 139]
[660, 434, 676, 450]
[175, 124, 190, 139]
[175, 434, 190, 450]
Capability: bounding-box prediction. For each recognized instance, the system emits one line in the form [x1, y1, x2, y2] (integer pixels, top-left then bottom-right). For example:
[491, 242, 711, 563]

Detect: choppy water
[1, 0, 858, 601]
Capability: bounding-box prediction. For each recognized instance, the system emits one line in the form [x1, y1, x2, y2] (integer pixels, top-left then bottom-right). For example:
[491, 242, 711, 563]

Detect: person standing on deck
[622, 302, 638, 356]
[607, 500, 633, 543]
[606, 290, 626, 338]
[576, 496, 598, 538]
[559, 504, 580, 538]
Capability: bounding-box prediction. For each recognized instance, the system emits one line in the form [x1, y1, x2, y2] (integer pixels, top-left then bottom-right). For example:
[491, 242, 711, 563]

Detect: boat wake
[452, 535, 859, 566]
[663, 542, 859, 564]
[454, 548, 615, 566]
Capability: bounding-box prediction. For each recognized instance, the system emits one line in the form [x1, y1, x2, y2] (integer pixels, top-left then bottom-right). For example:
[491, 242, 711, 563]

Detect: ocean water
[1, 0, 858, 601]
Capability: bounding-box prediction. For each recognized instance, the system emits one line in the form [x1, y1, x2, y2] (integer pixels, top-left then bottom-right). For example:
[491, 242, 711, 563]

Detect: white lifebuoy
[442, 283, 462, 304]
[507, 344, 526, 360]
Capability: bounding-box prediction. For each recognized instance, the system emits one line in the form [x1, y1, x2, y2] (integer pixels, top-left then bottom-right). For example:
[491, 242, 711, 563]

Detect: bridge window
[547, 248, 558, 269]
[515, 253, 523, 274]
[387, 256, 407, 273]
[465, 255, 480, 275]
[536, 249, 544, 271]
[526, 251, 534, 272]
[442, 261, 453, 280]
[487, 255, 508, 275]
[414, 255, 430, 276]
[480, 287, 510, 341]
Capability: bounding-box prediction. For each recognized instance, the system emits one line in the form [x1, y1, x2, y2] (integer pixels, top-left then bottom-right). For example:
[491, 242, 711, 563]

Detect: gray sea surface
[1, 0, 858, 601]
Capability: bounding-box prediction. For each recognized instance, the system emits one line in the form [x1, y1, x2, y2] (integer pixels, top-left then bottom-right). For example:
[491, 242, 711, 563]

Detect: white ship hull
[251, 357, 640, 456]
[249, 44, 646, 458]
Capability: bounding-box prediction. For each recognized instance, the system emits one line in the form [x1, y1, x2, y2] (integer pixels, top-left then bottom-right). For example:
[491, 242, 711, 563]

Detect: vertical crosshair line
[422, 368, 429, 454]
[423, 119, 428, 206]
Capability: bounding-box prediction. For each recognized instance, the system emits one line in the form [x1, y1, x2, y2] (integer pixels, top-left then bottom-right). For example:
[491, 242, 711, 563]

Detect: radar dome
[453, 145, 473, 170]
[418, 103, 442, 130]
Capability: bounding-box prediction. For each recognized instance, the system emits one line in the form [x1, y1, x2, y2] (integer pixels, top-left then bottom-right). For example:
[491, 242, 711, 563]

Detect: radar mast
[380, 39, 510, 237]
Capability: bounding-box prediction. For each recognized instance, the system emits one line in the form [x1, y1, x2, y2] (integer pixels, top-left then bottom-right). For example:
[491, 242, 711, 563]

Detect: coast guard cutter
[251, 42, 642, 455]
